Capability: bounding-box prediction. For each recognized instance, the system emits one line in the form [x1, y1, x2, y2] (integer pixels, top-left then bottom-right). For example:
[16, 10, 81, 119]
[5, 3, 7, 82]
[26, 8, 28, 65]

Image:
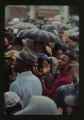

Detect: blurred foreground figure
[4, 92, 23, 115]
[14, 96, 58, 115]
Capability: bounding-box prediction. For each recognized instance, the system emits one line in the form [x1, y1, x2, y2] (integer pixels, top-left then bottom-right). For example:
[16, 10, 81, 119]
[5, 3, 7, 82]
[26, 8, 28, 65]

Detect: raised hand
[32, 66, 43, 80]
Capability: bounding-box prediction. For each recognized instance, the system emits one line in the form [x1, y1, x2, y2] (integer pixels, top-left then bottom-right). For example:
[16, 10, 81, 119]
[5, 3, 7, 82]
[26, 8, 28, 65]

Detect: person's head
[48, 42, 55, 49]
[37, 53, 51, 72]
[5, 32, 15, 45]
[55, 50, 63, 60]
[4, 50, 18, 70]
[14, 47, 37, 73]
[67, 35, 79, 48]
[64, 91, 79, 115]
[13, 58, 29, 73]
[22, 38, 44, 55]
[32, 40, 43, 54]
[58, 53, 75, 70]
[52, 43, 63, 59]
[7, 28, 14, 34]
[61, 36, 67, 44]
[4, 92, 23, 115]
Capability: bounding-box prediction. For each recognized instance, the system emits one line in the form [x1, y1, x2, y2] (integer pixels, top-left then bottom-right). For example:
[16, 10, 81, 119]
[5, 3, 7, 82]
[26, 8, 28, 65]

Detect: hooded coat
[14, 96, 58, 115]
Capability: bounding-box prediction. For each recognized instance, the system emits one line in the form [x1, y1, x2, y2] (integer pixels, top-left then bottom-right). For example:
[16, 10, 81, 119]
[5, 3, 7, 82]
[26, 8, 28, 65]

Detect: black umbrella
[41, 23, 63, 33]
[16, 28, 60, 44]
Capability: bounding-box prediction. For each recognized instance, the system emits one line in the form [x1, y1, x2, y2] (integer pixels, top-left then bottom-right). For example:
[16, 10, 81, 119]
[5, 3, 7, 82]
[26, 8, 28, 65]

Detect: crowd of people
[4, 15, 79, 115]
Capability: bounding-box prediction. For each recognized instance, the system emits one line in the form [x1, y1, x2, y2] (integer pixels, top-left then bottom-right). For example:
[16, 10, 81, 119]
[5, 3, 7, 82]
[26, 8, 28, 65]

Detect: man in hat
[9, 39, 43, 108]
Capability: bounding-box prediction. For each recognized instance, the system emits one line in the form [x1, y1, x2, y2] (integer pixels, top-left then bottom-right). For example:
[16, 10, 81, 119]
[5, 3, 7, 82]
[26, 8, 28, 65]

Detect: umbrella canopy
[64, 19, 73, 24]
[17, 28, 60, 44]
[8, 21, 20, 26]
[64, 27, 79, 34]
[14, 22, 37, 29]
[41, 23, 63, 33]
[62, 24, 74, 30]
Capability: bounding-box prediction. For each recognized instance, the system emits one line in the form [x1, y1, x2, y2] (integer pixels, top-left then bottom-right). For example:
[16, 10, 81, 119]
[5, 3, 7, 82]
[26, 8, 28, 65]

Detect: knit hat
[14, 96, 58, 115]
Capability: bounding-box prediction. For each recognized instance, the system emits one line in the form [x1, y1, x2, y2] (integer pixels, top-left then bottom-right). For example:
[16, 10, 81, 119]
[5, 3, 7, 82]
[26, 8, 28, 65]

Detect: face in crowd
[13, 58, 26, 73]
[49, 42, 55, 49]
[67, 38, 78, 48]
[58, 54, 70, 70]
[54, 50, 63, 60]
[61, 37, 66, 44]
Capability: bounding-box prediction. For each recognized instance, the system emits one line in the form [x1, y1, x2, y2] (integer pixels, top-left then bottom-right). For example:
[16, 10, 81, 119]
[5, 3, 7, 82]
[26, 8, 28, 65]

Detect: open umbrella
[16, 28, 60, 44]
[14, 22, 37, 29]
[41, 23, 63, 33]
[64, 27, 79, 34]
[8, 21, 20, 26]
[62, 24, 74, 30]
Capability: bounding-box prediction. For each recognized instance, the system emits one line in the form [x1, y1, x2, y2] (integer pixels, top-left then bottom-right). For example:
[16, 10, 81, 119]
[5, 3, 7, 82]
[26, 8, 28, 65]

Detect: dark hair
[37, 53, 51, 71]
[64, 52, 76, 61]
[14, 37, 24, 46]
[7, 28, 13, 32]
[5, 32, 15, 44]
[68, 35, 79, 43]
[52, 43, 64, 56]
[16, 57, 33, 71]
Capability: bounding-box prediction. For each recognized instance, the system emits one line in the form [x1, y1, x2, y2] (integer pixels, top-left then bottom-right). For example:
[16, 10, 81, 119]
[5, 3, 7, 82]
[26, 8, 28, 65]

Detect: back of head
[14, 96, 58, 115]
[64, 92, 79, 115]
